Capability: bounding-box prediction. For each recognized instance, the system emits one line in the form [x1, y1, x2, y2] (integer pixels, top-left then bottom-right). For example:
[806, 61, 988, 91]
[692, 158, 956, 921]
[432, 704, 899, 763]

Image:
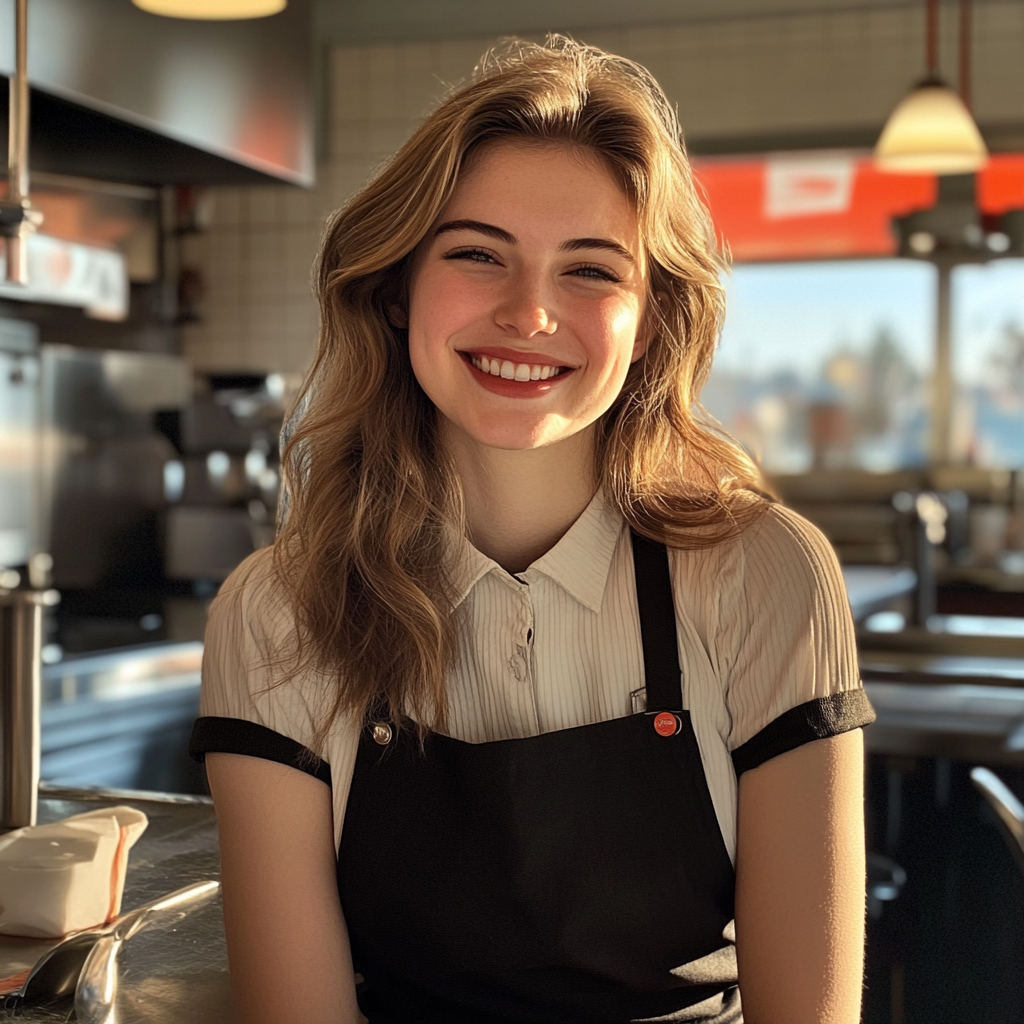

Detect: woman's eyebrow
[560, 238, 635, 263]
[433, 219, 516, 244]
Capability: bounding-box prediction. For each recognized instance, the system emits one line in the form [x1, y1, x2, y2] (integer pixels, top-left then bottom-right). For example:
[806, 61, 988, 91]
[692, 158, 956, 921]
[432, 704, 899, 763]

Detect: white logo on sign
[764, 154, 855, 219]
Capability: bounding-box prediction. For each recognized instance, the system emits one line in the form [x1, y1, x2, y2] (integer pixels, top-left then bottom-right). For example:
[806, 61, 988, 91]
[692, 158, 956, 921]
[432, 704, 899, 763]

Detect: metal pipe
[2, 0, 41, 285]
[0, 588, 57, 829]
[930, 260, 953, 465]
[8, 0, 29, 204]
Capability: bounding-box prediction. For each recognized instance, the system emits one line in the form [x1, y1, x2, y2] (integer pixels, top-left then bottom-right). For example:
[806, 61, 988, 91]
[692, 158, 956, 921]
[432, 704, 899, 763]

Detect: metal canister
[0, 588, 58, 829]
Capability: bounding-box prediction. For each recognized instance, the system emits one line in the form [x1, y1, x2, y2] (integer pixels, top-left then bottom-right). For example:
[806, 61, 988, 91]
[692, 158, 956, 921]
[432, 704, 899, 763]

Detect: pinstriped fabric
[199, 491, 863, 859]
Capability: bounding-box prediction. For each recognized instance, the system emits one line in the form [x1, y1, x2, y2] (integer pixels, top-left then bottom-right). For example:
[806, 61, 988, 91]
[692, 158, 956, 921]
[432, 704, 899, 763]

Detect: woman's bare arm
[734, 729, 866, 1024]
[206, 752, 362, 1024]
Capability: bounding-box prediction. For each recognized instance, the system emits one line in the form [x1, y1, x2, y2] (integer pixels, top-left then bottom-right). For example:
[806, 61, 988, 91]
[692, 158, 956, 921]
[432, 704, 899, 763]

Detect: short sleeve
[188, 547, 333, 786]
[722, 505, 875, 776]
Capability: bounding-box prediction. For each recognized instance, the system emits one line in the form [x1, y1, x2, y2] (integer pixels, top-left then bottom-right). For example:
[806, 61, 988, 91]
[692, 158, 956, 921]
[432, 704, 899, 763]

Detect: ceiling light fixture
[132, 0, 286, 19]
[875, 0, 987, 174]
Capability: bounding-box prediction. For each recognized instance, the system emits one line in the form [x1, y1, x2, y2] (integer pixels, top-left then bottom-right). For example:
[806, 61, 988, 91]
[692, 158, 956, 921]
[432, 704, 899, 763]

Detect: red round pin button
[653, 712, 679, 737]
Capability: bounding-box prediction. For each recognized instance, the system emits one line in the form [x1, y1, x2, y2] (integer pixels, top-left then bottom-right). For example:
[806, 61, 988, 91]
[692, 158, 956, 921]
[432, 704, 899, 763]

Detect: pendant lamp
[132, 0, 286, 18]
[875, 0, 987, 174]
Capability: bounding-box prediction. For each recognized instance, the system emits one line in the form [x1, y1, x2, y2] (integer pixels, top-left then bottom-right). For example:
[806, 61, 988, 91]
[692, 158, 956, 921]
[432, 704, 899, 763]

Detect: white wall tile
[246, 186, 287, 227]
[330, 46, 366, 122]
[208, 187, 243, 229]
[366, 45, 401, 119]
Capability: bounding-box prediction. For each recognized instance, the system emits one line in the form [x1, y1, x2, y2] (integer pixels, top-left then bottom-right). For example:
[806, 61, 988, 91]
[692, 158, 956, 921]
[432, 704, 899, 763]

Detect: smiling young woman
[190, 37, 874, 1024]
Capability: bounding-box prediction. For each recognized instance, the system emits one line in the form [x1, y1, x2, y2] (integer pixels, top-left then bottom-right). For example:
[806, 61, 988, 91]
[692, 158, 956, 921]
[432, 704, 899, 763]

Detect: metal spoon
[8, 880, 219, 1009]
[73, 880, 221, 1023]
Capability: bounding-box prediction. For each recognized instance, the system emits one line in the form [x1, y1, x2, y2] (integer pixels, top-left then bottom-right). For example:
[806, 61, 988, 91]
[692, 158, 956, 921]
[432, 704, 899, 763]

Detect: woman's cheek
[584, 297, 643, 373]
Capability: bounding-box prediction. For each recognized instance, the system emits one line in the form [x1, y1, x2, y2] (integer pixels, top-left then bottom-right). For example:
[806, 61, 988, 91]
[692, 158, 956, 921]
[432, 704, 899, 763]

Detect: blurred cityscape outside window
[701, 259, 937, 474]
[952, 259, 1024, 468]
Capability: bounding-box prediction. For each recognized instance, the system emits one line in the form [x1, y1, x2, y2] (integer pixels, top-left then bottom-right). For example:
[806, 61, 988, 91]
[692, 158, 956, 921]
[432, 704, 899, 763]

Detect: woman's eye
[570, 264, 621, 283]
[443, 248, 498, 265]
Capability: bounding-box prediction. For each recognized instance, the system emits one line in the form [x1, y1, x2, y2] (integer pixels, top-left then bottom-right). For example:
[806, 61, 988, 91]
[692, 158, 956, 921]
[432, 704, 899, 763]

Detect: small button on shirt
[199, 490, 867, 857]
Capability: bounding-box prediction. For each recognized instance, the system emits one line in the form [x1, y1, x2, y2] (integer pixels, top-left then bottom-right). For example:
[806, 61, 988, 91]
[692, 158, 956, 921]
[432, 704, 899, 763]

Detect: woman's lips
[459, 351, 573, 397]
[468, 352, 565, 381]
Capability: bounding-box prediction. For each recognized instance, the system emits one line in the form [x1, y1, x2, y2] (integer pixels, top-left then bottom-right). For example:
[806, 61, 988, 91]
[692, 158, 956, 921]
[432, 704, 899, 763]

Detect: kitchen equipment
[0, 0, 312, 186]
[0, 879, 218, 1006]
[39, 345, 188, 595]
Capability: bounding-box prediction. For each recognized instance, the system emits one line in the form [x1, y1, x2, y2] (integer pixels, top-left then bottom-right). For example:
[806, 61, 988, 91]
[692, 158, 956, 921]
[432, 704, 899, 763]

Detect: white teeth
[469, 355, 564, 381]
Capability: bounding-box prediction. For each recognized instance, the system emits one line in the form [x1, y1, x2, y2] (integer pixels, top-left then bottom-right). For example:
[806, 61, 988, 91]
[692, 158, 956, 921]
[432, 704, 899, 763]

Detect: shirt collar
[450, 489, 625, 614]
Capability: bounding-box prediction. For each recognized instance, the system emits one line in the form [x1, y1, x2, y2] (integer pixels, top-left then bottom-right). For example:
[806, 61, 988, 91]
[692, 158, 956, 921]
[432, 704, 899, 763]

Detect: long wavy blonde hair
[274, 37, 768, 741]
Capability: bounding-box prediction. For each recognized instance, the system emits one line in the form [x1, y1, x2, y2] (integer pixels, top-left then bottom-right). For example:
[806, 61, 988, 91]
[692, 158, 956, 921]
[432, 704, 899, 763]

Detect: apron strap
[630, 531, 684, 713]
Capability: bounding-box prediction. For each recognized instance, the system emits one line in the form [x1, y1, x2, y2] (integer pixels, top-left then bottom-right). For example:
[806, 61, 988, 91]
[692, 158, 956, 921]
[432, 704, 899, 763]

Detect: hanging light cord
[959, 0, 972, 111]
[926, 0, 940, 78]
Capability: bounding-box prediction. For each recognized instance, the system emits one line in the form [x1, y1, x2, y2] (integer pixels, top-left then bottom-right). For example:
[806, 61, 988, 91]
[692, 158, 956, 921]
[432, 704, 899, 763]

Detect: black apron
[337, 533, 741, 1024]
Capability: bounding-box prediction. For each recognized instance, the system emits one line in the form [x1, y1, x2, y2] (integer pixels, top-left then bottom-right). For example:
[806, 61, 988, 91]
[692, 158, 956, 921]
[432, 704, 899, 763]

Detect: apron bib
[337, 533, 740, 1024]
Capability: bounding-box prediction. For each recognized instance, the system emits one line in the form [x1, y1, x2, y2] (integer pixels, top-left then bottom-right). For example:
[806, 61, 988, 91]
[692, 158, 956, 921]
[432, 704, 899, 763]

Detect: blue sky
[952, 259, 1024, 384]
[714, 259, 936, 381]
[714, 257, 1024, 386]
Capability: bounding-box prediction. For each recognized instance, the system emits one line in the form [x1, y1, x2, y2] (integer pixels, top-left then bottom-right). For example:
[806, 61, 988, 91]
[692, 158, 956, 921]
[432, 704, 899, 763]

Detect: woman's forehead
[456, 139, 628, 201]
[436, 141, 642, 252]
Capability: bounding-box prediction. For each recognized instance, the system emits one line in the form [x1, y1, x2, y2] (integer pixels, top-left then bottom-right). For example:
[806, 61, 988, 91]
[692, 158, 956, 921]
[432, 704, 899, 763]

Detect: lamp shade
[875, 80, 988, 174]
[132, 0, 286, 18]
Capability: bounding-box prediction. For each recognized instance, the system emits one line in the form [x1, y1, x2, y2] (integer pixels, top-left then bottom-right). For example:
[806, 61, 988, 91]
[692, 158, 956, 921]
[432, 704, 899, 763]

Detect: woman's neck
[444, 424, 598, 574]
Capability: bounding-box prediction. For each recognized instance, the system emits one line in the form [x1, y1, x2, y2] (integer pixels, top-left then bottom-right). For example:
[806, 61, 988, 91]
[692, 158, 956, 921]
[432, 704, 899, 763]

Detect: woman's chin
[441, 415, 587, 455]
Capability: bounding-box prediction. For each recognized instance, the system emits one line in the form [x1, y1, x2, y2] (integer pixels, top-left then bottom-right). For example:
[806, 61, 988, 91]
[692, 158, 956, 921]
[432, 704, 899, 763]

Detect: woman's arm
[206, 752, 362, 1024]
[734, 729, 866, 1024]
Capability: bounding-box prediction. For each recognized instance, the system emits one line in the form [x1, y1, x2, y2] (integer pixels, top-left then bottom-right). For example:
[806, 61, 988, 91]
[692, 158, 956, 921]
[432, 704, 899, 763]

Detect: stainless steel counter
[3, 787, 227, 1023]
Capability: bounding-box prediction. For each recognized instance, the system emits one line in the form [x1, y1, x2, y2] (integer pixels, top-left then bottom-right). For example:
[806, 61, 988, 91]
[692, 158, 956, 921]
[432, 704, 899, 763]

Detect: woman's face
[407, 141, 648, 454]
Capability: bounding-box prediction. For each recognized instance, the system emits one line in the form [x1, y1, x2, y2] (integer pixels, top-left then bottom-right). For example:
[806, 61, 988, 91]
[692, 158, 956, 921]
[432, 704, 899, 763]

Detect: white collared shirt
[199, 492, 864, 857]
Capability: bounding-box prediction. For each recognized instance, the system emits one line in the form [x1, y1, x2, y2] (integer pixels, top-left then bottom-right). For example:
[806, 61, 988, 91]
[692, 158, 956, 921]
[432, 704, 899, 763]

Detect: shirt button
[372, 723, 393, 745]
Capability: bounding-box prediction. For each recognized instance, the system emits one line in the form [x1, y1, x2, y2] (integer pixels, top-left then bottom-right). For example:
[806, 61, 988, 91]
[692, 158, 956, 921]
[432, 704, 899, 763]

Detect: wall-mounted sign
[0, 235, 128, 320]
[693, 152, 1024, 262]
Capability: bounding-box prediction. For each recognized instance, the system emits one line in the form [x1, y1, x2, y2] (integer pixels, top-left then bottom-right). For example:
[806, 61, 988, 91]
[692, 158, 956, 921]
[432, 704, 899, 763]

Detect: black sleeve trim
[731, 690, 876, 777]
[189, 716, 331, 787]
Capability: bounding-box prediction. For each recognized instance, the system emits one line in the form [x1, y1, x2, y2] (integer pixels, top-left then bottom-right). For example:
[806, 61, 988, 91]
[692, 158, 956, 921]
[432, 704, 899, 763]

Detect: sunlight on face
[407, 142, 648, 454]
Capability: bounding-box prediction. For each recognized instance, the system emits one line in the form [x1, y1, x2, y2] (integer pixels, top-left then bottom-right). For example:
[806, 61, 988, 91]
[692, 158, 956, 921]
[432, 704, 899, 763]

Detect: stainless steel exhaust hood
[0, 0, 312, 187]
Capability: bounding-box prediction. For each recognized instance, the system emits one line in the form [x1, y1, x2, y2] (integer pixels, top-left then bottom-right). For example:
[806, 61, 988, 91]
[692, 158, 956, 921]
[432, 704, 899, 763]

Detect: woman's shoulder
[668, 498, 845, 623]
[670, 496, 836, 570]
[207, 545, 292, 644]
[734, 501, 845, 601]
[199, 544, 344, 758]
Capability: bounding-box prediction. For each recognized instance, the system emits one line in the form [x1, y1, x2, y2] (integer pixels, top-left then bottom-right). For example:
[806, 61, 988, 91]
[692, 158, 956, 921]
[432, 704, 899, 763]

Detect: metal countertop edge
[38, 784, 212, 806]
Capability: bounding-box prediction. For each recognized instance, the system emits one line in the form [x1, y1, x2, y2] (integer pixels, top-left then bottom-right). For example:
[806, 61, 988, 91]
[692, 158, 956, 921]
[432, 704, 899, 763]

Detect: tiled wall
[181, 3, 1024, 377]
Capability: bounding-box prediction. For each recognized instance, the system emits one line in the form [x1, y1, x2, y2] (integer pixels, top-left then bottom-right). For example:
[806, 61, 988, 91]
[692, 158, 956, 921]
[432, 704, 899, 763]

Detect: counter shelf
[860, 625, 1024, 761]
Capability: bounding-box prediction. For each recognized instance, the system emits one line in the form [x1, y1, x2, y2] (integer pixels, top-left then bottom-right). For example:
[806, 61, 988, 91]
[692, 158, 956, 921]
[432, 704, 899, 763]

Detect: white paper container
[0, 806, 148, 938]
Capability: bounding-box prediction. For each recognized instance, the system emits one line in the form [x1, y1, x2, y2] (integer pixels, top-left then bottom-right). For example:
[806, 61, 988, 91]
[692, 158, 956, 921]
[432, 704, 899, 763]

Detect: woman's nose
[495, 274, 558, 338]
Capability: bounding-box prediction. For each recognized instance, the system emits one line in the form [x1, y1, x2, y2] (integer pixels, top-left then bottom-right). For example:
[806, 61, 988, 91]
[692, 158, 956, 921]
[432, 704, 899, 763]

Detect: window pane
[702, 260, 936, 473]
[952, 259, 1024, 468]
